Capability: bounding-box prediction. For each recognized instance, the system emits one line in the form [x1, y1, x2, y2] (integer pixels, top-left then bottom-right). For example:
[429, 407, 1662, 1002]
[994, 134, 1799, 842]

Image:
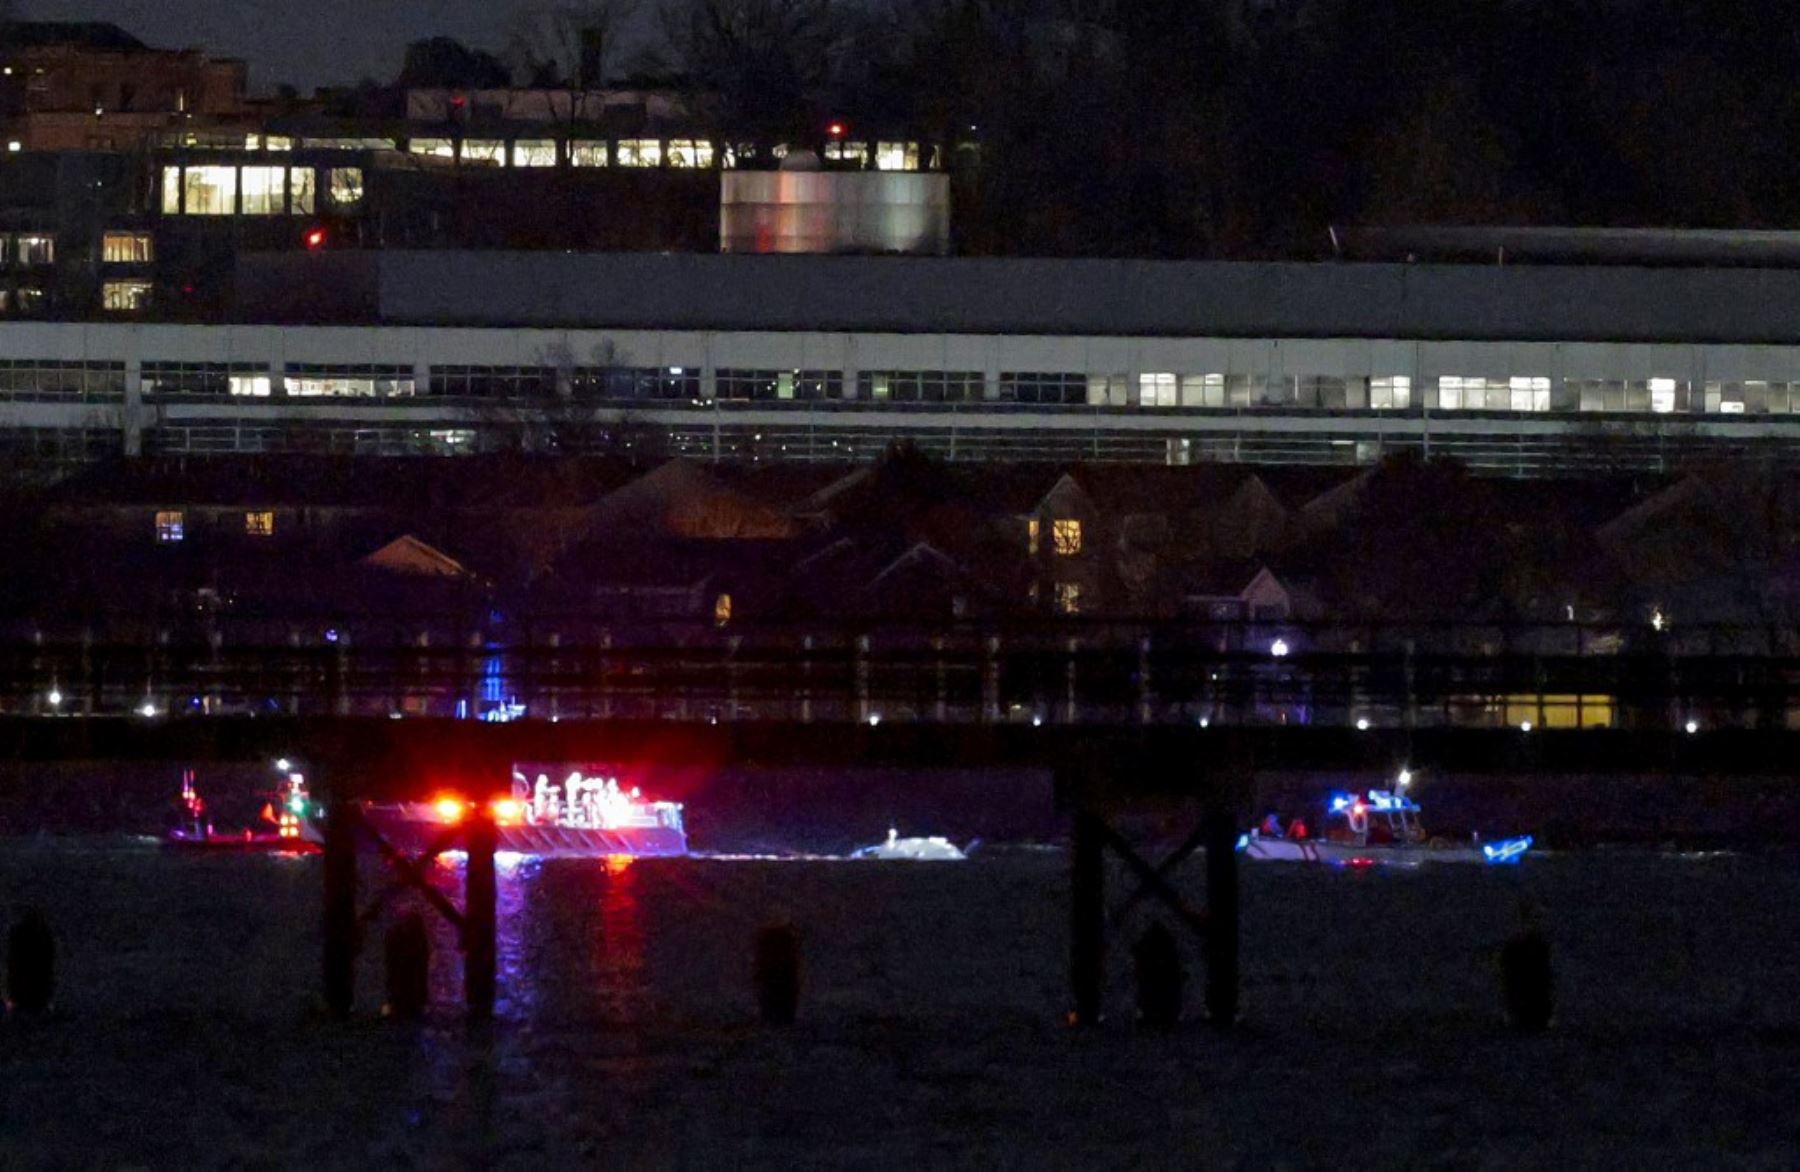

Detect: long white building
[9, 252, 1800, 475]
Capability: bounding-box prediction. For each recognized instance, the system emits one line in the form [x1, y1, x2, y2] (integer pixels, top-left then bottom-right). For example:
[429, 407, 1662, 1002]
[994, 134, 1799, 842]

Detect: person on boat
[1288, 816, 1309, 841]
[1260, 812, 1284, 838]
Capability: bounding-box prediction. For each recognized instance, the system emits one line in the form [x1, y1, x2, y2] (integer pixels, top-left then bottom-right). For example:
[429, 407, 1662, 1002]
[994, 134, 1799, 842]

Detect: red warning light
[827, 120, 846, 137]
[304, 226, 326, 250]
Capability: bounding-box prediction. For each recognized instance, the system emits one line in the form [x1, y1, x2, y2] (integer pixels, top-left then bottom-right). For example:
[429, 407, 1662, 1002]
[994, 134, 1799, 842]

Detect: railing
[0, 619, 1795, 729]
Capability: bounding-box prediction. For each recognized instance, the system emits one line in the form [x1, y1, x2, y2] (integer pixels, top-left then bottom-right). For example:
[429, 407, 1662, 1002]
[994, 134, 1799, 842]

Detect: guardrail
[0, 619, 1794, 728]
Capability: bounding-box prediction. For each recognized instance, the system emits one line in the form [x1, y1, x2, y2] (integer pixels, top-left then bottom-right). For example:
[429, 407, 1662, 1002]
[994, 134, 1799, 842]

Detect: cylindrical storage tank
[721, 171, 951, 255]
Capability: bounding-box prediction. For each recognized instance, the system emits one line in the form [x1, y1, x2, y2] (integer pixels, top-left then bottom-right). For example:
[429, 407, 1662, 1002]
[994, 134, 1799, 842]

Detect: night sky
[15, 0, 663, 93]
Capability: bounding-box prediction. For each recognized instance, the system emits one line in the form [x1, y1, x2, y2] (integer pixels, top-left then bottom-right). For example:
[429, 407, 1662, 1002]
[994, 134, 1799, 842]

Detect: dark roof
[2, 22, 148, 51]
[336, 252, 1800, 344]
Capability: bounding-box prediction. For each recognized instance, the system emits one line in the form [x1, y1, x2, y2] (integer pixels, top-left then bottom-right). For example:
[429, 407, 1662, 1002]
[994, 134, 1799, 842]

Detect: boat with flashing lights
[849, 828, 969, 861]
[357, 770, 687, 858]
[164, 769, 319, 853]
[1243, 788, 1532, 867]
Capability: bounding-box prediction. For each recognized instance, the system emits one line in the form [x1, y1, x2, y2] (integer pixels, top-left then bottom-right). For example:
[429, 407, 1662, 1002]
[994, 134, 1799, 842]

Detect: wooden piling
[1203, 802, 1240, 1028]
[1070, 808, 1105, 1025]
[322, 796, 359, 1018]
[464, 805, 497, 1020]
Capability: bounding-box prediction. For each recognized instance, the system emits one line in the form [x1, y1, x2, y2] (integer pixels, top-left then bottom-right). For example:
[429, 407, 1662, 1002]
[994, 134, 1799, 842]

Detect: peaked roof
[3, 22, 148, 51]
[360, 534, 469, 578]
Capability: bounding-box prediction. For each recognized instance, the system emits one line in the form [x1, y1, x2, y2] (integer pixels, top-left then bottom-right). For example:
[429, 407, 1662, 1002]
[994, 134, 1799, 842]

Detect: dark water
[2, 842, 1798, 1166]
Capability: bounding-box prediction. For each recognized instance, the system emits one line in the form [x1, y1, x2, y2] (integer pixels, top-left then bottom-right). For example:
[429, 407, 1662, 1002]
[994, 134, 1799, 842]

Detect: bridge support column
[982, 635, 1000, 723]
[1069, 808, 1105, 1026]
[322, 796, 359, 1018]
[1064, 637, 1079, 724]
[1203, 800, 1240, 1027]
[800, 635, 814, 723]
[464, 806, 497, 1020]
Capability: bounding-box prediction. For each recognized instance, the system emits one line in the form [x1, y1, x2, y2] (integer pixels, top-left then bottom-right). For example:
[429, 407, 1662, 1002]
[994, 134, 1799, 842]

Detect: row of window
[402, 137, 929, 171]
[40, 362, 1800, 416]
[154, 510, 274, 543]
[0, 361, 125, 399]
[234, 133, 935, 172]
[159, 166, 364, 216]
[0, 234, 55, 266]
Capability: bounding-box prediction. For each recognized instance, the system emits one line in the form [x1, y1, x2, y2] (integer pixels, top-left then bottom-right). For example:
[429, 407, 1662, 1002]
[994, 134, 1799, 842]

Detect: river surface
[2, 842, 1798, 1167]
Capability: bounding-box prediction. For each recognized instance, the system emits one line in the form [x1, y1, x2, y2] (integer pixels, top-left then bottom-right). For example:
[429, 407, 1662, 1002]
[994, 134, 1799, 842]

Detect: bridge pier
[464, 806, 497, 1020]
[1063, 756, 1248, 1028]
[322, 795, 359, 1018]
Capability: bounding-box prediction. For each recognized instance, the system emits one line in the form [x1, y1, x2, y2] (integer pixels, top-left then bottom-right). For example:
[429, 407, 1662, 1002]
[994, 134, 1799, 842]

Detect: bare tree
[508, 1, 643, 121]
[659, 0, 845, 141]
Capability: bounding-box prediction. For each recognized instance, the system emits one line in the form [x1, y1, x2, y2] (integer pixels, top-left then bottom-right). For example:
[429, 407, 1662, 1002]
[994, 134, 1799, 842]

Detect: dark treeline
[338, 1, 1800, 258]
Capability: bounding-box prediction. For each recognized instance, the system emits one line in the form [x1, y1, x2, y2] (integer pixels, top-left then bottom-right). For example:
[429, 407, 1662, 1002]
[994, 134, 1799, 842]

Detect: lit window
[1028, 518, 1040, 556]
[102, 231, 152, 263]
[155, 511, 184, 543]
[824, 140, 869, 167]
[408, 137, 455, 159]
[229, 374, 272, 397]
[570, 141, 607, 167]
[1649, 377, 1679, 414]
[1052, 519, 1082, 556]
[182, 165, 237, 215]
[161, 166, 181, 213]
[1055, 582, 1082, 615]
[101, 280, 152, 312]
[240, 165, 286, 214]
[1180, 373, 1226, 407]
[875, 142, 919, 171]
[1137, 372, 1177, 407]
[427, 428, 476, 451]
[245, 511, 274, 537]
[1086, 374, 1128, 406]
[289, 167, 315, 215]
[14, 234, 54, 265]
[1509, 376, 1551, 413]
[461, 140, 505, 165]
[667, 139, 714, 168]
[512, 139, 557, 167]
[617, 139, 661, 167]
[714, 593, 732, 627]
[328, 168, 363, 206]
[1370, 376, 1411, 409]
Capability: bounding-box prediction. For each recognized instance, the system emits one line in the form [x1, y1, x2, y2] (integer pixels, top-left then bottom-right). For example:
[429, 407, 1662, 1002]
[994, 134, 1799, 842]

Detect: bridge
[0, 618, 1794, 731]
[3, 618, 1796, 1025]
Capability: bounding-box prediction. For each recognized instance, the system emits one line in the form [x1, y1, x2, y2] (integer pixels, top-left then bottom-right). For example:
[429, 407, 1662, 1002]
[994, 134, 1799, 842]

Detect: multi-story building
[0, 22, 251, 152]
[5, 250, 1800, 477]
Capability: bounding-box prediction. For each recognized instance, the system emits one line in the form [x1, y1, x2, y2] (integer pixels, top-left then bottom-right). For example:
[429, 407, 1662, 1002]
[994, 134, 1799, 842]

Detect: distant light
[6, 140, 19, 153]
[1355, 717, 1370, 731]
[868, 713, 881, 726]
[388, 712, 403, 719]
[46, 688, 62, 706]
[1685, 719, 1699, 735]
[138, 701, 158, 718]
[1270, 638, 1290, 658]
[324, 627, 340, 643]
[304, 226, 326, 250]
[491, 798, 523, 825]
[1198, 716, 1210, 728]
[1651, 608, 1666, 633]
[827, 121, 845, 137]
[1031, 714, 1043, 727]
[275, 757, 291, 772]
[1396, 768, 1412, 788]
[668, 366, 683, 375]
[433, 796, 465, 823]
[1519, 720, 1533, 732]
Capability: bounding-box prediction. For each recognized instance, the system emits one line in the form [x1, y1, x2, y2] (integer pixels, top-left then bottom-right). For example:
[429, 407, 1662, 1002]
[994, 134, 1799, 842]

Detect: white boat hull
[1244, 837, 1514, 867]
